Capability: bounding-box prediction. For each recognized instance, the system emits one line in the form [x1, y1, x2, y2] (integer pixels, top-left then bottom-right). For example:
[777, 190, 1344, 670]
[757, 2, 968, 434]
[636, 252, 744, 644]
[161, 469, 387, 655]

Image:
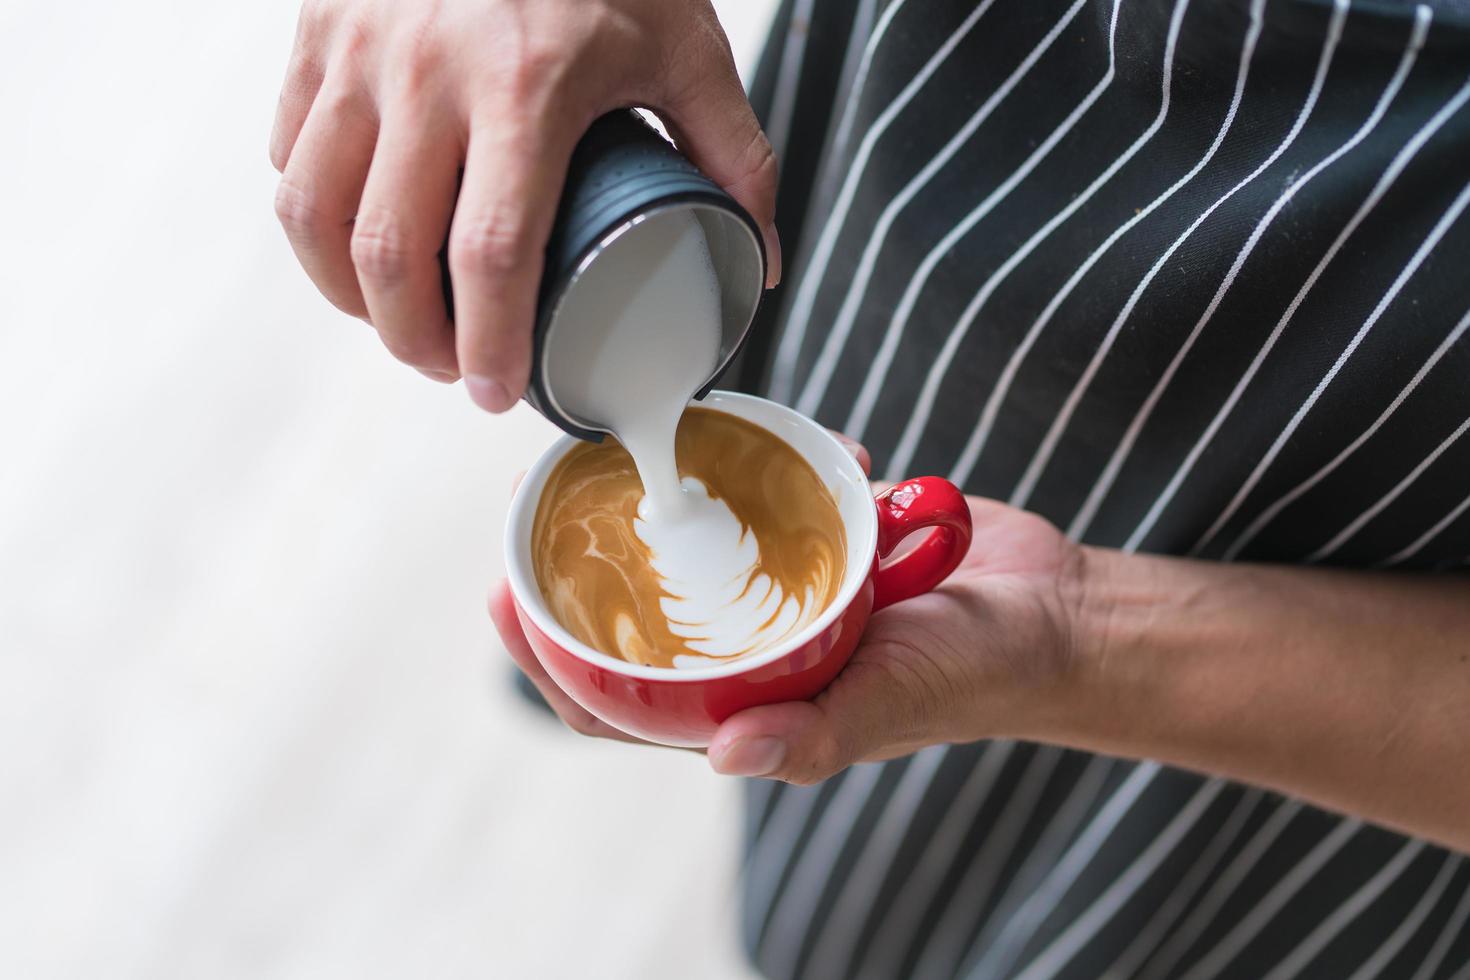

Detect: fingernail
[466, 375, 514, 413]
[713, 736, 786, 777]
[418, 368, 459, 384]
[762, 222, 783, 289]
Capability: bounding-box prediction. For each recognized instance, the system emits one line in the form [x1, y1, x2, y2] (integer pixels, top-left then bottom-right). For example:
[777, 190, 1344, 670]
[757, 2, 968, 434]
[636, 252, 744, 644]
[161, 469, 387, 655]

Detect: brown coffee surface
[531, 408, 847, 668]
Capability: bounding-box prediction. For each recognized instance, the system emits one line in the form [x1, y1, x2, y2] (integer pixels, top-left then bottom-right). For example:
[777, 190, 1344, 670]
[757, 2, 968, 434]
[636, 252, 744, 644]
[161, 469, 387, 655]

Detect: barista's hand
[491, 441, 1470, 851]
[488, 500, 1083, 763]
[270, 0, 780, 403]
[707, 497, 1088, 783]
[488, 431, 1085, 778]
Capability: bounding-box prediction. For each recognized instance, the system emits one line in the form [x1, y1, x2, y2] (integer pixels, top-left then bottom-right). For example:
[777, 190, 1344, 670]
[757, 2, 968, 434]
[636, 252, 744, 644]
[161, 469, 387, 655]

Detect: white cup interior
[504, 391, 878, 682]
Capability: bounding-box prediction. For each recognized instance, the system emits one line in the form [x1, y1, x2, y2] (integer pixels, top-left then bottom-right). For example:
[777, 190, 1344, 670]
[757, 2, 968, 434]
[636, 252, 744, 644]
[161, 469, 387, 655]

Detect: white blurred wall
[0, 1, 777, 977]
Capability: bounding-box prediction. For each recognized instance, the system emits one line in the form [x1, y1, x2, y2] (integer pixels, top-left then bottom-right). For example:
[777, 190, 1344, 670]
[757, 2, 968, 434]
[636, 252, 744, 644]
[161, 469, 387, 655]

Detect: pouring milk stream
[546, 210, 822, 664]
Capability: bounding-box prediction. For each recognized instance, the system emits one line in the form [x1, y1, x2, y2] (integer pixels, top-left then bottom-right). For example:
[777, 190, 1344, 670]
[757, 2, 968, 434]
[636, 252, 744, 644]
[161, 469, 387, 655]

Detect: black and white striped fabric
[732, 1, 1470, 977]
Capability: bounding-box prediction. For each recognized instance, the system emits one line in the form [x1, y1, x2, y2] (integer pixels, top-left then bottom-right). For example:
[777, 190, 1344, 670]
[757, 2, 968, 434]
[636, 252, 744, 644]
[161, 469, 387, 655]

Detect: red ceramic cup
[504, 391, 973, 747]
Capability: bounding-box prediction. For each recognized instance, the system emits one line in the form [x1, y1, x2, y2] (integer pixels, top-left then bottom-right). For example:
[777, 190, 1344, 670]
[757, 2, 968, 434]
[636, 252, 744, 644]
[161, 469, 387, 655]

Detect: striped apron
[732, 1, 1470, 977]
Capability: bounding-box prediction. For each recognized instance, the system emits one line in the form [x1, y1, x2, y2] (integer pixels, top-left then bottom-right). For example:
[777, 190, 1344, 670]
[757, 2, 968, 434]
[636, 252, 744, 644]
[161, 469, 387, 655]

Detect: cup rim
[503, 391, 877, 683]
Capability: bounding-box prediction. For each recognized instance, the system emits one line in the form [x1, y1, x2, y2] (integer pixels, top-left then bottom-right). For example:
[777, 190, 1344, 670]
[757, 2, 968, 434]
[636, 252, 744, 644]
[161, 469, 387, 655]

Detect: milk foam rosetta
[531, 409, 847, 669]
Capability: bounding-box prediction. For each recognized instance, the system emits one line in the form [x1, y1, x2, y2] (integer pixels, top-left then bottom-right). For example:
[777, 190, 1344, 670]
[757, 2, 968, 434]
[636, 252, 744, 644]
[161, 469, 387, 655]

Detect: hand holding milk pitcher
[269, 0, 972, 751]
[270, 0, 780, 400]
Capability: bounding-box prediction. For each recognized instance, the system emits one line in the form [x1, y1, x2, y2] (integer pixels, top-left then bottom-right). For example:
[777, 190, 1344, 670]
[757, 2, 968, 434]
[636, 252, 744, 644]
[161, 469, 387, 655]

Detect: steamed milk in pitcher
[548, 210, 721, 520]
[536, 210, 845, 668]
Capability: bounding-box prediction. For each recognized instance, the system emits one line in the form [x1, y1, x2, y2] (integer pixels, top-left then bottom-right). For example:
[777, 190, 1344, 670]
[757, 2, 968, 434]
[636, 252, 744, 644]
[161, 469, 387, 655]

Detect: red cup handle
[872, 478, 973, 611]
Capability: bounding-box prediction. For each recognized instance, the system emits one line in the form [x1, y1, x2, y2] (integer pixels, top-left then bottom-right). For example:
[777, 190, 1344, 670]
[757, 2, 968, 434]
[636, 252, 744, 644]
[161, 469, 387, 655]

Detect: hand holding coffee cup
[497, 448, 1095, 787]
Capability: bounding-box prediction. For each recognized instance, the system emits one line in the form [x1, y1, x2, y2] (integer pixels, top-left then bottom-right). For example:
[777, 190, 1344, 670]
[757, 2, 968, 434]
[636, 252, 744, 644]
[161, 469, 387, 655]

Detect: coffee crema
[531, 408, 847, 669]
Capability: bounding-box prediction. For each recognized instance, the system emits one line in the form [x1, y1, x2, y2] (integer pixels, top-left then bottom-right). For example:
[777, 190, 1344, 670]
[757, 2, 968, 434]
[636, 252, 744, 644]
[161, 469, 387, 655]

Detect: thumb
[656, 28, 782, 287]
[708, 666, 921, 784]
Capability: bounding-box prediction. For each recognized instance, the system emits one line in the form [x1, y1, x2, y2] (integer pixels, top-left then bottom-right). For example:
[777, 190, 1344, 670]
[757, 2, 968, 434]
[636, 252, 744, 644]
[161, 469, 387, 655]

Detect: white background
[0, 1, 778, 976]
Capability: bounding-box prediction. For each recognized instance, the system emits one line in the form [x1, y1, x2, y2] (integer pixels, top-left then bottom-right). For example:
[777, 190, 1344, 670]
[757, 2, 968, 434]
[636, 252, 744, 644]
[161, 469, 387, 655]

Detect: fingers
[830, 431, 873, 477]
[487, 580, 646, 744]
[274, 84, 375, 320]
[708, 699, 864, 784]
[350, 102, 462, 380]
[708, 655, 927, 784]
[449, 116, 578, 412]
[657, 28, 781, 287]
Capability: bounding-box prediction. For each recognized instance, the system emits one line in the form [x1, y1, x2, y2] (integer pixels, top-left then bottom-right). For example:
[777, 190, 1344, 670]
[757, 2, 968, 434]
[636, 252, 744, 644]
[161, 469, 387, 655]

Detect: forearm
[1042, 549, 1470, 851]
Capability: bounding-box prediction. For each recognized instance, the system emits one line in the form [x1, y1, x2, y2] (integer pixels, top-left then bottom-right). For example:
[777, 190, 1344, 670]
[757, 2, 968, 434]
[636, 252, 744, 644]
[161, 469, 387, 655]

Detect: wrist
[1070, 545, 1164, 671]
[1045, 545, 1261, 755]
[1039, 545, 1181, 746]
[988, 542, 1128, 743]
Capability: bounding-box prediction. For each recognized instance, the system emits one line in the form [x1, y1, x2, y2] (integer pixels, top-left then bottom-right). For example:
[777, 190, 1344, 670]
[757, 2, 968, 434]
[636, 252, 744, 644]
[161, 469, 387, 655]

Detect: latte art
[636, 478, 823, 667]
[531, 408, 847, 669]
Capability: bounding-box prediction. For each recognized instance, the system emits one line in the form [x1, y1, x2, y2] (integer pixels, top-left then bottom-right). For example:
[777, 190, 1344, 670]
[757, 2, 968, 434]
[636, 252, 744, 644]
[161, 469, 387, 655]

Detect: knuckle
[785, 758, 839, 787]
[812, 737, 850, 782]
[350, 215, 417, 284]
[734, 128, 779, 202]
[483, 18, 575, 101]
[387, 19, 444, 96]
[450, 213, 539, 277]
[746, 133, 779, 190]
[515, 41, 566, 91]
[776, 731, 847, 787]
[273, 178, 332, 241]
[503, 31, 568, 96]
[314, 84, 362, 123]
[337, 14, 376, 61]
